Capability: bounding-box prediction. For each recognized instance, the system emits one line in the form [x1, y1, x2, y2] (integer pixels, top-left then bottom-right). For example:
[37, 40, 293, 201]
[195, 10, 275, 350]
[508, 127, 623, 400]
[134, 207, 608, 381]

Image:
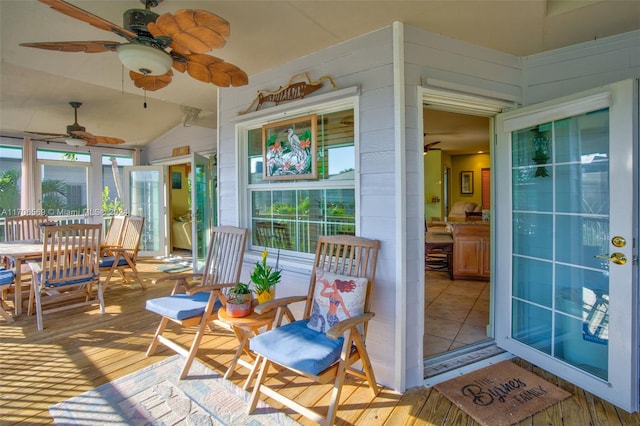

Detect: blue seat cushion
[0, 269, 15, 285]
[145, 292, 222, 321]
[100, 256, 129, 268]
[37, 268, 97, 287]
[250, 320, 344, 376]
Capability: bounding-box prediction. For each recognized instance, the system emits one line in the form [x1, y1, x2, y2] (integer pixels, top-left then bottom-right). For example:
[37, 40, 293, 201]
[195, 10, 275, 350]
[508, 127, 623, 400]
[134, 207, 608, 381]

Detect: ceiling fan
[26, 102, 125, 146]
[20, 0, 248, 92]
[424, 141, 441, 153]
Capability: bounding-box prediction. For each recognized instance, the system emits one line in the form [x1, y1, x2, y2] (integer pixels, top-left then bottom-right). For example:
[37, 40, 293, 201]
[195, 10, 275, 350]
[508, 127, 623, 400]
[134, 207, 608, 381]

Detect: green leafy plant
[250, 249, 281, 294]
[102, 186, 124, 215]
[0, 168, 20, 215]
[228, 282, 252, 303]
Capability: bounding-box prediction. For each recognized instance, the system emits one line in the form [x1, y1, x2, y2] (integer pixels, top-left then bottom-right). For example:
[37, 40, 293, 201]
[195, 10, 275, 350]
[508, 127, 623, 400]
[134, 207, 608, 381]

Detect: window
[246, 108, 356, 254]
[102, 154, 133, 216]
[0, 146, 22, 220]
[37, 148, 89, 216]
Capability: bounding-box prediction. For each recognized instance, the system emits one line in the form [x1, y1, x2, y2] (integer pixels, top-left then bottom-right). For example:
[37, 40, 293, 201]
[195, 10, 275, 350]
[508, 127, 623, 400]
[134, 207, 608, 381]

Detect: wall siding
[218, 26, 399, 388]
[141, 125, 216, 164]
[523, 30, 640, 105]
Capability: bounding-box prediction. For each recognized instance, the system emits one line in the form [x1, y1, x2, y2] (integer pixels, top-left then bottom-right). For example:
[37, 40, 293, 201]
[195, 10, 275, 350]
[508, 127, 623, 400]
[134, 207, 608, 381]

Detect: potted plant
[251, 248, 281, 304]
[226, 282, 252, 318]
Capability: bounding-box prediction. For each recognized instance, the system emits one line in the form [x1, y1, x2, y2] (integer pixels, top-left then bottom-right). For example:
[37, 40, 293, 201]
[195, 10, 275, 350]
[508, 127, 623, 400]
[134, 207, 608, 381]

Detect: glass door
[495, 79, 638, 411]
[191, 152, 212, 271]
[124, 165, 166, 257]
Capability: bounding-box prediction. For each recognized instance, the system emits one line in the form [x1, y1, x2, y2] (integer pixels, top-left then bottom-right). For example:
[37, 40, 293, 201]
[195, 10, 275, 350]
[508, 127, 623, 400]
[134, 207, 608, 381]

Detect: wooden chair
[4, 215, 48, 242]
[3, 215, 49, 313]
[100, 216, 145, 291]
[100, 214, 127, 256]
[255, 221, 291, 249]
[248, 234, 381, 426]
[145, 226, 248, 379]
[28, 223, 103, 331]
[0, 268, 15, 322]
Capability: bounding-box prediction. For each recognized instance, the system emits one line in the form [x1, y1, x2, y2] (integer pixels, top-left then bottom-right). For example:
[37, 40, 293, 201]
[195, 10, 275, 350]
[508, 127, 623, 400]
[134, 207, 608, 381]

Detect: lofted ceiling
[1, 0, 639, 149]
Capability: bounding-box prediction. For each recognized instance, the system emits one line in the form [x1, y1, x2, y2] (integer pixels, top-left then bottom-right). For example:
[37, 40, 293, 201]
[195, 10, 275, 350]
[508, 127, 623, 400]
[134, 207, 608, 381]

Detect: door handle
[594, 252, 627, 265]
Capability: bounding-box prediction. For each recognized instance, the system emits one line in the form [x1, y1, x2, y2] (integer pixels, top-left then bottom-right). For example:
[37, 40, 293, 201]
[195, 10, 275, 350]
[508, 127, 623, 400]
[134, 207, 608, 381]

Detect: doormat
[434, 361, 571, 426]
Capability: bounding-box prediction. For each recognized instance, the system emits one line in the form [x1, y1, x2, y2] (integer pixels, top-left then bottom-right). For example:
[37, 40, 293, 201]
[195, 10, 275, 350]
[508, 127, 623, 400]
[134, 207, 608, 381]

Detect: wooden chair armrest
[152, 273, 204, 286]
[186, 282, 236, 295]
[100, 244, 121, 248]
[326, 312, 375, 340]
[254, 295, 307, 314]
[27, 260, 42, 274]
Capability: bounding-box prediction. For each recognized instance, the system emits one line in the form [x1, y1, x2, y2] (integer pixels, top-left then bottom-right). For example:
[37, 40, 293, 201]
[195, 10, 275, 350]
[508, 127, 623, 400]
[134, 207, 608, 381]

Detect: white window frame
[236, 95, 360, 260]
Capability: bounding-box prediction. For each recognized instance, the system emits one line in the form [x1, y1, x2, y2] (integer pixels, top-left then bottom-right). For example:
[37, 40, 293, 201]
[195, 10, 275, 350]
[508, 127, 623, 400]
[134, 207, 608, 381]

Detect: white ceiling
[1, 1, 639, 149]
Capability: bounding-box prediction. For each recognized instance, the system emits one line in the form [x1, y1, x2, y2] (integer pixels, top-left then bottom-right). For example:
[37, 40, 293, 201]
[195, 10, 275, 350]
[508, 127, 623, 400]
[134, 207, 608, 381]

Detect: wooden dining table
[0, 240, 43, 315]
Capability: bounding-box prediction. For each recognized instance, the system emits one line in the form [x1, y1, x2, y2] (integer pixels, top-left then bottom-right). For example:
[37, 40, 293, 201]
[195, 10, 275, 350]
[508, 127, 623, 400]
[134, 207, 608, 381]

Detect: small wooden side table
[217, 300, 276, 390]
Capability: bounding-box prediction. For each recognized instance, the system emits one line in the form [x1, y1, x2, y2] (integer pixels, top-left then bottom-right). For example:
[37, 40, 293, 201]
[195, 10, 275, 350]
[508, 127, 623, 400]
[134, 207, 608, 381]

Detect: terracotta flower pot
[226, 299, 251, 318]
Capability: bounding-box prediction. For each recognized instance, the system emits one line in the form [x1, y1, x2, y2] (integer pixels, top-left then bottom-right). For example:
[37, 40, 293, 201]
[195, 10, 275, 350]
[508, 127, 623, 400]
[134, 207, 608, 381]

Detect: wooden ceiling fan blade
[92, 136, 126, 145]
[25, 130, 67, 138]
[20, 41, 118, 53]
[129, 70, 173, 91]
[37, 0, 137, 39]
[70, 130, 95, 141]
[183, 53, 248, 87]
[70, 131, 123, 146]
[149, 10, 229, 55]
[210, 63, 248, 87]
[424, 141, 441, 152]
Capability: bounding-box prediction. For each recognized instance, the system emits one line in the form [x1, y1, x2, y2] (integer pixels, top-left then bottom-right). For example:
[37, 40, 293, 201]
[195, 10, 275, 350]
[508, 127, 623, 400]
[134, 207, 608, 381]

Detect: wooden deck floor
[1, 257, 639, 425]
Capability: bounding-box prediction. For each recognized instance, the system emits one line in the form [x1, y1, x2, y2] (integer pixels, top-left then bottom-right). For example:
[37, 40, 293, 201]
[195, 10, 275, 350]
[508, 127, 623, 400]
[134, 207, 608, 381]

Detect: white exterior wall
[523, 30, 640, 105]
[141, 125, 216, 164]
[217, 21, 639, 393]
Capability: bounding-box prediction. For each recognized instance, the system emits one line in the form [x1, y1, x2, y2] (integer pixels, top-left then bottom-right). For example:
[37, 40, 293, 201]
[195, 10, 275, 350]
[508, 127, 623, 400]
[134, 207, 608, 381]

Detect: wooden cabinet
[452, 224, 490, 280]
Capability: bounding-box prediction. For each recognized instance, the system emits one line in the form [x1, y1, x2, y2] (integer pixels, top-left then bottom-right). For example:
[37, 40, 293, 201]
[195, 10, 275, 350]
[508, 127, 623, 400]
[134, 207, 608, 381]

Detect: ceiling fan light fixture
[65, 137, 87, 147]
[117, 43, 172, 76]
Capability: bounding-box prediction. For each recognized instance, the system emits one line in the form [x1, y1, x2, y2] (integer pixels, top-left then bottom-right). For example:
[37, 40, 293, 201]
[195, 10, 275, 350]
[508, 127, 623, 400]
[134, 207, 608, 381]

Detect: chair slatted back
[303, 235, 380, 320]
[201, 226, 248, 289]
[5, 215, 48, 241]
[255, 221, 291, 249]
[120, 216, 144, 262]
[103, 215, 127, 247]
[40, 224, 102, 287]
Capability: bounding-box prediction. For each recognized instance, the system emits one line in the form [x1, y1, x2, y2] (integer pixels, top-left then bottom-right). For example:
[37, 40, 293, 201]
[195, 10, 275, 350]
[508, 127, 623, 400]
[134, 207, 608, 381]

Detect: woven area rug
[49, 355, 299, 425]
[435, 361, 571, 426]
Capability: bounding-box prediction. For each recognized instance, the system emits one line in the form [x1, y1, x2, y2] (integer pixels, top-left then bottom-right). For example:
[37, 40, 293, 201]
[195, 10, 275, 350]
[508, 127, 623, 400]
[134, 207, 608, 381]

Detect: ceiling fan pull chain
[144, 90, 147, 109]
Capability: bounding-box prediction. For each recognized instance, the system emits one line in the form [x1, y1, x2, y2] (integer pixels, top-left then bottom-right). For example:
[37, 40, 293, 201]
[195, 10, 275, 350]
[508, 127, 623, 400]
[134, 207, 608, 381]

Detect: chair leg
[35, 284, 43, 331]
[248, 356, 270, 414]
[122, 255, 146, 289]
[179, 316, 210, 379]
[353, 330, 379, 397]
[97, 282, 105, 314]
[146, 316, 170, 356]
[0, 299, 13, 322]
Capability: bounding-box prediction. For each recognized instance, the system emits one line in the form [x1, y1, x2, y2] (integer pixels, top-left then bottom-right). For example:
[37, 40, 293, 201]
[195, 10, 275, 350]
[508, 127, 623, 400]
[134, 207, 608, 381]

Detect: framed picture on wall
[262, 114, 317, 180]
[460, 171, 473, 194]
[171, 171, 182, 189]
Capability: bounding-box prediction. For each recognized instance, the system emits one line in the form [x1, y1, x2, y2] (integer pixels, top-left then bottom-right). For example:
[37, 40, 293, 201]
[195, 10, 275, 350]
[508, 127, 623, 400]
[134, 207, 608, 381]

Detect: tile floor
[424, 269, 491, 358]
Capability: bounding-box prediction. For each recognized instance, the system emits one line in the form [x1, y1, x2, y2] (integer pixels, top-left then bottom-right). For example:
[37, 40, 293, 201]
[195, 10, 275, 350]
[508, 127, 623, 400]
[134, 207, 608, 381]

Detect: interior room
[168, 163, 192, 256]
[423, 107, 494, 364]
